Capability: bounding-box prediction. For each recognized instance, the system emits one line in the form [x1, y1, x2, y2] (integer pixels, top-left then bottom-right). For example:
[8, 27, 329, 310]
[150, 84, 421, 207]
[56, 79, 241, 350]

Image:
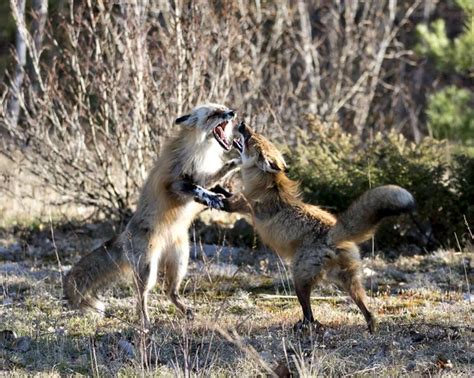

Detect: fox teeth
[213, 123, 231, 151]
[232, 138, 243, 153]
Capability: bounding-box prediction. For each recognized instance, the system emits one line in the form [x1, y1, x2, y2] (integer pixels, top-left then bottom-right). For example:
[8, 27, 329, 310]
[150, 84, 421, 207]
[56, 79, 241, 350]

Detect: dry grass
[0, 224, 472, 376]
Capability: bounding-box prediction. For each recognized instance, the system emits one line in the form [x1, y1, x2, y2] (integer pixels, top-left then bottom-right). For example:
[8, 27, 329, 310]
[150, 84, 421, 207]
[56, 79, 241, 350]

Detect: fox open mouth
[232, 137, 243, 153]
[213, 121, 232, 151]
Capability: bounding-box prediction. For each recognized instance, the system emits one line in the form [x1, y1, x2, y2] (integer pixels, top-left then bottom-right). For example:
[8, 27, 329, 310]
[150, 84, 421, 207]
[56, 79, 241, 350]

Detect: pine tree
[416, 0, 473, 149]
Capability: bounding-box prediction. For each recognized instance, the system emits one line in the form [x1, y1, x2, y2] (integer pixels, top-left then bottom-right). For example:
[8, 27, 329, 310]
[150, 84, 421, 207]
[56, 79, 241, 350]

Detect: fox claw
[204, 194, 225, 210]
[293, 319, 324, 334]
[367, 317, 377, 334]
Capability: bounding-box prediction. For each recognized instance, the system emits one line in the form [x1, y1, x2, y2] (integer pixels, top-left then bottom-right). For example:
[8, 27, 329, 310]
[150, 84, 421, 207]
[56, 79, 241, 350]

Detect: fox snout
[237, 120, 252, 135]
[232, 121, 249, 153]
[237, 121, 252, 141]
[238, 121, 246, 133]
[225, 110, 236, 119]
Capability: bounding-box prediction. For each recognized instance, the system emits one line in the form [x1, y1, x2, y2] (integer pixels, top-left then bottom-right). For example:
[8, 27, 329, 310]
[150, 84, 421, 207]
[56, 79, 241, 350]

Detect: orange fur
[224, 123, 415, 332]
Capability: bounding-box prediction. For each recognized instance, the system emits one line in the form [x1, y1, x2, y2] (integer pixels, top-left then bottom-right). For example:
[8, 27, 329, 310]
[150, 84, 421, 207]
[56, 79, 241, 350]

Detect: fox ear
[259, 155, 287, 173]
[175, 114, 196, 126]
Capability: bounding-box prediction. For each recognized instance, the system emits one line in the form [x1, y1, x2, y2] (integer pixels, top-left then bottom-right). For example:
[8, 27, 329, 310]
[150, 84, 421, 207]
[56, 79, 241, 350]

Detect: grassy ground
[0, 224, 472, 376]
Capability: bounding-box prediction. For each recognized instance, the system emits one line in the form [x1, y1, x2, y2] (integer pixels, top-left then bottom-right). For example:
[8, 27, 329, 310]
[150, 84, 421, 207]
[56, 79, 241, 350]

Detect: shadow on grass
[1, 312, 472, 375]
[1, 219, 472, 375]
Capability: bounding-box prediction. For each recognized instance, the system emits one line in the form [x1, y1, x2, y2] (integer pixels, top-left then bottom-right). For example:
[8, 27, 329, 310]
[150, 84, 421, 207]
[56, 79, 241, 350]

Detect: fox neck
[172, 127, 225, 184]
[242, 166, 301, 210]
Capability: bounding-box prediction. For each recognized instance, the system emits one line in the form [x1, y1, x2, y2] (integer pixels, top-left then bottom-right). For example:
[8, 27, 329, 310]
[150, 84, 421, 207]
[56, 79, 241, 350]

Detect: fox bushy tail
[64, 238, 128, 313]
[328, 185, 415, 247]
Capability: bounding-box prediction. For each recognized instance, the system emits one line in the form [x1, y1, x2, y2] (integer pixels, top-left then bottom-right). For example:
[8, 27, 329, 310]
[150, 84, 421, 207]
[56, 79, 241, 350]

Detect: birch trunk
[29, 0, 48, 94]
[8, 0, 26, 128]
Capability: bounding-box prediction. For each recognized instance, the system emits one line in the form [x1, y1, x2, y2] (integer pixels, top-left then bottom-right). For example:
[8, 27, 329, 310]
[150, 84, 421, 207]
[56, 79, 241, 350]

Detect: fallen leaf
[273, 361, 291, 378]
[436, 356, 453, 369]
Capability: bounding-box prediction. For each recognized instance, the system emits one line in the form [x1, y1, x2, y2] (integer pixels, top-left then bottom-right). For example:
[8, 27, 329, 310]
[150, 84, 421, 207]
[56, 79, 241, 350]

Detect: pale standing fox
[65, 104, 238, 325]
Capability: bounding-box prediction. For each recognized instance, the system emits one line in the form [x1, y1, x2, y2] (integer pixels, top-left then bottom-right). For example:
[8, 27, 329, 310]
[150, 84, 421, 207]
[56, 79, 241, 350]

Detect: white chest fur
[189, 139, 224, 182]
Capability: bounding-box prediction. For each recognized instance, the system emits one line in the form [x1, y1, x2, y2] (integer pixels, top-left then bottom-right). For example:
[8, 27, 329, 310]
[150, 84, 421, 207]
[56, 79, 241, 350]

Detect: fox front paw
[193, 186, 227, 210]
[210, 184, 233, 198]
[204, 194, 225, 210]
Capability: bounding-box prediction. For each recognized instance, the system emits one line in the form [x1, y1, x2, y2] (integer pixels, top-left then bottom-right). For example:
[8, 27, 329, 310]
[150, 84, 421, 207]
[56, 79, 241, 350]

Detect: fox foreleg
[207, 158, 241, 185]
[172, 177, 226, 210]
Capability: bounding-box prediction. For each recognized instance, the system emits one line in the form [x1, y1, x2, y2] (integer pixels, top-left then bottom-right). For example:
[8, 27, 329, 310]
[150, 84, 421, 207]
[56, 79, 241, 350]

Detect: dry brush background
[0, 0, 445, 215]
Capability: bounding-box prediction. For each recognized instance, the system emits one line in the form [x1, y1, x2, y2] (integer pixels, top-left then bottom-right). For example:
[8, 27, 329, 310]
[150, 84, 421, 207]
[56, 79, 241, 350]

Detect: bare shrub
[1, 0, 423, 217]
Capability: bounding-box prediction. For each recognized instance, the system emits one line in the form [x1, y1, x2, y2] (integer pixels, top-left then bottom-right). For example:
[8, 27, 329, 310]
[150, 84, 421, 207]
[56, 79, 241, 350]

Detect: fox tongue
[216, 126, 226, 141]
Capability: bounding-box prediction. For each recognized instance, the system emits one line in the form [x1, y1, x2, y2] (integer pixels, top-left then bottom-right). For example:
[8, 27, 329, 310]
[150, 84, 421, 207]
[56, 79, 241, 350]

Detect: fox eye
[269, 161, 281, 172]
[207, 111, 222, 119]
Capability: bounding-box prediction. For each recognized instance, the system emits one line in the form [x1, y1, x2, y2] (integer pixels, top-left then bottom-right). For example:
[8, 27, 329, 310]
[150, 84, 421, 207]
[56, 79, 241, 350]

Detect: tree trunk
[32, 0, 48, 53]
[8, 0, 27, 128]
[30, 0, 48, 93]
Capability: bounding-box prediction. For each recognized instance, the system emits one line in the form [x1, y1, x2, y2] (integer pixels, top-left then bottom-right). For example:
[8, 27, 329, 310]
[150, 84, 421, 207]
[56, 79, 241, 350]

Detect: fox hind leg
[342, 274, 376, 333]
[293, 279, 326, 333]
[164, 236, 193, 320]
[292, 247, 325, 330]
[336, 249, 376, 333]
[135, 252, 159, 328]
[294, 280, 314, 323]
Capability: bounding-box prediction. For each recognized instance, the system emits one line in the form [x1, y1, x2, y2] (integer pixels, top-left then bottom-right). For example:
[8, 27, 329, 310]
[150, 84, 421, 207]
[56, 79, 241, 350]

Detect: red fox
[65, 104, 239, 326]
[224, 122, 415, 332]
